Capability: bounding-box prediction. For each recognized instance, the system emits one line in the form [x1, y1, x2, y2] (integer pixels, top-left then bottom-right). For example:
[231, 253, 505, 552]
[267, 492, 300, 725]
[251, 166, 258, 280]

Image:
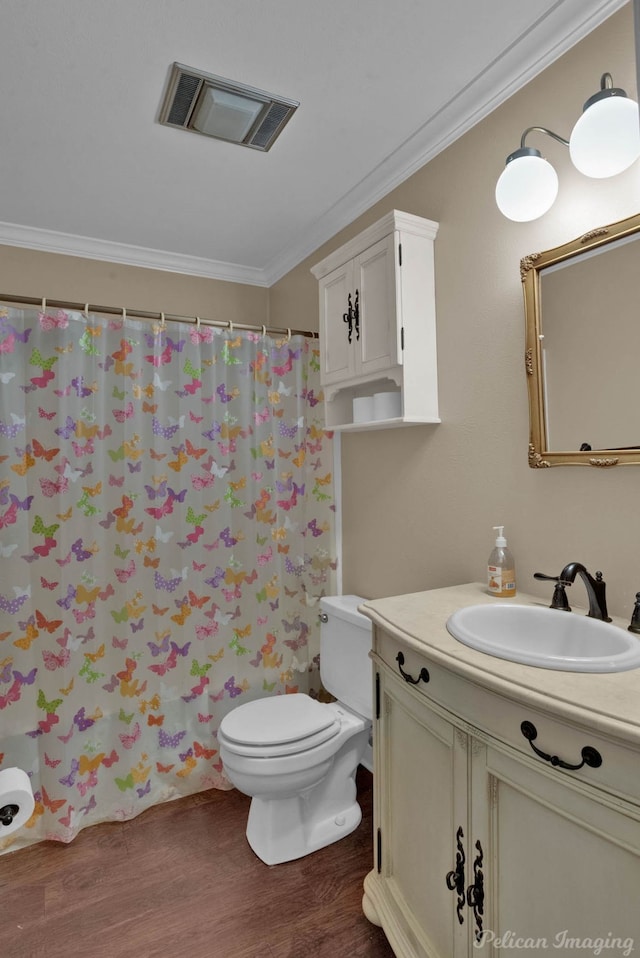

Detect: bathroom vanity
[360, 584, 640, 957]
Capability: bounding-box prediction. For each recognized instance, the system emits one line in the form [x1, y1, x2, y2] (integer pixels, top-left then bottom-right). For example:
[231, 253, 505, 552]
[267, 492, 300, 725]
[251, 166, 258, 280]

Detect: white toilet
[218, 595, 373, 865]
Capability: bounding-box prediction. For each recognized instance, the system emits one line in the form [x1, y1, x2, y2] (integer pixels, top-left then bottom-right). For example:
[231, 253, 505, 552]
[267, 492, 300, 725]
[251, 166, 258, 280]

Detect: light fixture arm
[580, 71, 626, 112]
[519, 127, 569, 150]
[503, 126, 569, 170]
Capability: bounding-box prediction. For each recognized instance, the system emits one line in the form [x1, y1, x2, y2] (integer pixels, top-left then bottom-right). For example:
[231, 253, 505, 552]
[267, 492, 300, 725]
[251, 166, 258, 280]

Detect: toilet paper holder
[0, 804, 21, 828]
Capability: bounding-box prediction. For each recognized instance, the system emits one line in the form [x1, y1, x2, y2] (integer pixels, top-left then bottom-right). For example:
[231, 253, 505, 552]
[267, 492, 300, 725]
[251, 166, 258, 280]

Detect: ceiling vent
[158, 63, 299, 152]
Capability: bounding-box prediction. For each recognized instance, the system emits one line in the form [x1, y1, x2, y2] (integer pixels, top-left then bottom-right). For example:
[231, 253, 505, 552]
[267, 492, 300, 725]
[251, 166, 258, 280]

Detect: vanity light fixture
[496, 74, 640, 221]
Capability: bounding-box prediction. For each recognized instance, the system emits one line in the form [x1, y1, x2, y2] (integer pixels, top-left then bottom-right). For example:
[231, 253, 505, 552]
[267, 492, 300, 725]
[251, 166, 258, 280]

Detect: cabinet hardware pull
[396, 651, 430, 685]
[520, 721, 603, 771]
[343, 293, 354, 343]
[354, 289, 360, 341]
[466, 840, 485, 942]
[445, 825, 466, 925]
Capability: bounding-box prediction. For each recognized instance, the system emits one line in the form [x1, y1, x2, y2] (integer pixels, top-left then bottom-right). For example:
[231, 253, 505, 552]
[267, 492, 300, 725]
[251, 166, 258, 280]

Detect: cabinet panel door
[378, 669, 468, 958]
[356, 235, 399, 377]
[479, 745, 640, 947]
[318, 261, 355, 385]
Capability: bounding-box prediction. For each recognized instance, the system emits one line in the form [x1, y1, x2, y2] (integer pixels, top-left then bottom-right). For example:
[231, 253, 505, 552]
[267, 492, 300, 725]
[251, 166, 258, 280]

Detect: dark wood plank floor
[0, 768, 395, 958]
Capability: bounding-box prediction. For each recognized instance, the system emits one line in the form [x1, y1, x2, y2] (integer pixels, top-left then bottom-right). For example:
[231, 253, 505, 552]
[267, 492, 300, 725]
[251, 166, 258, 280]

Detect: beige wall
[270, 3, 640, 619]
[0, 247, 269, 328]
[2, 7, 639, 618]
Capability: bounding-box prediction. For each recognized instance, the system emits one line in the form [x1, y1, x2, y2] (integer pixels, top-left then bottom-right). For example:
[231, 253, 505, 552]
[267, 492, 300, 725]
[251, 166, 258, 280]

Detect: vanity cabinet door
[475, 743, 640, 947]
[318, 259, 356, 385]
[354, 234, 399, 379]
[367, 665, 470, 958]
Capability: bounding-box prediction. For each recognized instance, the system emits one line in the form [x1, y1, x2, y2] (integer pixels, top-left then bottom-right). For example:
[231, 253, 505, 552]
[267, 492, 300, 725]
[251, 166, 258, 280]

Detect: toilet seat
[219, 694, 341, 758]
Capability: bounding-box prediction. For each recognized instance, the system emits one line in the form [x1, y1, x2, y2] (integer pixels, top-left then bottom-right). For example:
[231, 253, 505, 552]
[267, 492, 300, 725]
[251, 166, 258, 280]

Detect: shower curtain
[0, 304, 336, 853]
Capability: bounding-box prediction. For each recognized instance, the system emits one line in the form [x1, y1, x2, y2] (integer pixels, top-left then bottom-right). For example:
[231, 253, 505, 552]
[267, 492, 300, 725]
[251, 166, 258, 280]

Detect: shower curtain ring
[122, 307, 127, 322]
[195, 316, 201, 328]
[228, 320, 233, 332]
[160, 312, 165, 328]
[84, 303, 90, 318]
[261, 325, 266, 338]
[41, 297, 46, 312]
[286, 328, 292, 342]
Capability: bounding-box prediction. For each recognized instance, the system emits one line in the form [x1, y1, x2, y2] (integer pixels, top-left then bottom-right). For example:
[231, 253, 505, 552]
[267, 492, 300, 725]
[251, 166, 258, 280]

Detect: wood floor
[0, 768, 395, 958]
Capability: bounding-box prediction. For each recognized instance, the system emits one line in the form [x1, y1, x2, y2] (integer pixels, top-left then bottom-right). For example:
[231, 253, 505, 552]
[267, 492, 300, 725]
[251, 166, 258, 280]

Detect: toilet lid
[220, 694, 339, 748]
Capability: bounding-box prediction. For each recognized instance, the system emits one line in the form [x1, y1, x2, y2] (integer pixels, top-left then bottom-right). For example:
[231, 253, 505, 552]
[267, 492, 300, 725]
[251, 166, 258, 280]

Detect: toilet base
[242, 725, 370, 865]
[246, 791, 362, 866]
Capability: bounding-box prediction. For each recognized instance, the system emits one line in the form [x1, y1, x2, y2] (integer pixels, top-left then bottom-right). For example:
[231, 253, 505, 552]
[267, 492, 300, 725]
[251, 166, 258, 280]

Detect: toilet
[218, 595, 373, 865]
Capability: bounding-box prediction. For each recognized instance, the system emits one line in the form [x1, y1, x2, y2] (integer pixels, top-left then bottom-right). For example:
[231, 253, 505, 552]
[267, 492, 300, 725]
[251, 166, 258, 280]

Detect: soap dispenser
[487, 526, 516, 598]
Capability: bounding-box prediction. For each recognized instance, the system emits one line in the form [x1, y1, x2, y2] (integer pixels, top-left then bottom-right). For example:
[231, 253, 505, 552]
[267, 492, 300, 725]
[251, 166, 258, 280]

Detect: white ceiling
[0, 0, 628, 286]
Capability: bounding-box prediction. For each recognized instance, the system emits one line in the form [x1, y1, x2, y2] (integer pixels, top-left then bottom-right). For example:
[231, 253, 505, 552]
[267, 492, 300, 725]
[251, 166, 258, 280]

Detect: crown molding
[0, 220, 269, 287]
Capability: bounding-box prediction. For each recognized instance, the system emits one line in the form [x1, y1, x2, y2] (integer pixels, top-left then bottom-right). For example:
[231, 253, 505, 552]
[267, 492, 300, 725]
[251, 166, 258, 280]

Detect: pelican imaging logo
[474, 930, 634, 956]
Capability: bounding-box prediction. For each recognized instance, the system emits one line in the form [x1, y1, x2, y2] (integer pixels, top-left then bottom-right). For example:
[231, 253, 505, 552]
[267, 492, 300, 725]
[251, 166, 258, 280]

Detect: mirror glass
[522, 211, 640, 467]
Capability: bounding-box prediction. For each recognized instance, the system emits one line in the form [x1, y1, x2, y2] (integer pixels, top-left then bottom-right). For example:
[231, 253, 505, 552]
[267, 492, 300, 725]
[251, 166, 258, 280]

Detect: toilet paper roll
[0, 767, 35, 837]
[352, 396, 374, 423]
[373, 391, 402, 420]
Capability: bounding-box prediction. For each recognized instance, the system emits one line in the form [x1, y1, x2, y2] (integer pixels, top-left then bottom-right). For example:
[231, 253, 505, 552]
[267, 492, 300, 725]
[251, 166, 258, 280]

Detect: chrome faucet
[534, 563, 611, 621]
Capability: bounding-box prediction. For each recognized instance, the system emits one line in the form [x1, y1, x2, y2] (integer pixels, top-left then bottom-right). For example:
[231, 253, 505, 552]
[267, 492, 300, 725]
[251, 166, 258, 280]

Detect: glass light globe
[570, 95, 640, 178]
[495, 150, 559, 222]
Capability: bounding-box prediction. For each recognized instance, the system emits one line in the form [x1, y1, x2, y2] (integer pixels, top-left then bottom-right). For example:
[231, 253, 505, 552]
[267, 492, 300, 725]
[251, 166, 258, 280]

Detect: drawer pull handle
[520, 721, 602, 771]
[445, 825, 466, 925]
[396, 651, 430, 685]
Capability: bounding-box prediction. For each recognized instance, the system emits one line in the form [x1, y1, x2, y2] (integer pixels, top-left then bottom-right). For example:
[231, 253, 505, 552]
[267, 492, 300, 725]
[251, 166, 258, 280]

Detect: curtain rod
[0, 293, 318, 340]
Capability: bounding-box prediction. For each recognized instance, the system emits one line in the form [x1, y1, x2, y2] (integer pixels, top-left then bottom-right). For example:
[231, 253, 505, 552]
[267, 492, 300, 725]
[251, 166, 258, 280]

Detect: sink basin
[446, 603, 640, 672]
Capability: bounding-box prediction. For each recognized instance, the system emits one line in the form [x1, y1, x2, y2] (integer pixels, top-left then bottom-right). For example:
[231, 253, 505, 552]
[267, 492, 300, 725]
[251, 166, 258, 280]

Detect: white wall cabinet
[363, 625, 640, 958]
[311, 211, 439, 431]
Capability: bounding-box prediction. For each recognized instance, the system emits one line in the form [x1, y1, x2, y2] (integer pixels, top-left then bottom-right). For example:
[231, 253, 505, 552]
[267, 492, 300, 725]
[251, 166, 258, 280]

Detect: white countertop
[360, 583, 640, 748]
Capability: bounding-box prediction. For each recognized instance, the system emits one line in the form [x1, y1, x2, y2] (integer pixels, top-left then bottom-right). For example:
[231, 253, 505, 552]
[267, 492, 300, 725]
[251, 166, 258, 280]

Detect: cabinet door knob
[396, 651, 430, 685]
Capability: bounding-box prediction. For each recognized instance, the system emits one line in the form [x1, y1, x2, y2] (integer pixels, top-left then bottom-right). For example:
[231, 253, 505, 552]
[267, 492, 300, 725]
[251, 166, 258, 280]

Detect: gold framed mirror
[522, 210, 640, 467]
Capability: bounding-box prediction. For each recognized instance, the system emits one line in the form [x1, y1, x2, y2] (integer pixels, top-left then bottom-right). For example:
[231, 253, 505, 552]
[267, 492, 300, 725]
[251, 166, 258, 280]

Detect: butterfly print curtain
[0, 305, 335, 853]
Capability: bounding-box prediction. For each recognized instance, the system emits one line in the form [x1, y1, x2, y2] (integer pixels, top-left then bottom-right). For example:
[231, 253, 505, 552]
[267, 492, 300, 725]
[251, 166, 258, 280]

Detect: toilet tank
[320, 595, 372, 720]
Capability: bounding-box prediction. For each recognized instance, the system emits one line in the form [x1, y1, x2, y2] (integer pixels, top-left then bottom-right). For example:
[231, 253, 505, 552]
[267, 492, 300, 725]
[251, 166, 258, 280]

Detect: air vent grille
[249, 102, 294, 151]
[165, 72, 202, 127]
[159, 63, 298, 152]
